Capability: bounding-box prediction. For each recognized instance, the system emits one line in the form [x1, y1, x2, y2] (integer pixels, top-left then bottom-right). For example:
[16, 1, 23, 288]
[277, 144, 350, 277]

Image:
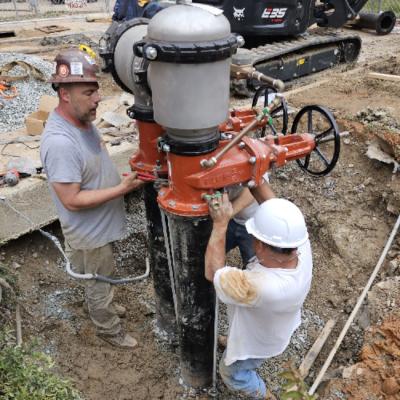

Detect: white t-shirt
[213, 240, 313, 366]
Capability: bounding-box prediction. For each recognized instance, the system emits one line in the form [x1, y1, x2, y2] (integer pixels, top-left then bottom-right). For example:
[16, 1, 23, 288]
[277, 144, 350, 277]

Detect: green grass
[381, 0, 400, 13]
[365, 0, 400, 14]
[0, 262, 82, 400]
[0, 331, 83, 400]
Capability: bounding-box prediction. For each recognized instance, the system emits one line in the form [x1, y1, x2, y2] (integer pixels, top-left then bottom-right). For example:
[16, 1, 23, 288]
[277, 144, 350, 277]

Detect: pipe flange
[164, 134, 220, 155]
[134, 35, 239, 64]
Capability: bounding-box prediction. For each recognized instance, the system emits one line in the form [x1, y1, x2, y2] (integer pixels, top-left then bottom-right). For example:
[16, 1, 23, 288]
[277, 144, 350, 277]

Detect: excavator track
[236, 30, 361, 87]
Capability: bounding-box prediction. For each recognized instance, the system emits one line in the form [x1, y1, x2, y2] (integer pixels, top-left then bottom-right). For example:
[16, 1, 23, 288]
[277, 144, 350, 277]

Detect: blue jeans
[142, 2, 163, 18]
[226, 220, 255, 265]
[113, 0, 162, 21]
[219, 350, 267, 399]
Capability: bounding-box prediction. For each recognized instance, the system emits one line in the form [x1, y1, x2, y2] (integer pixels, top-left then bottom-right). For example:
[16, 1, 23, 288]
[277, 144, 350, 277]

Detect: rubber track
[245, 29, 362, 66]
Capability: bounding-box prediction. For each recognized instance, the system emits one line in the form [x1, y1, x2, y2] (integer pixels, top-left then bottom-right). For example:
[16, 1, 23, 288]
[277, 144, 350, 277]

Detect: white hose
[0, 197, 150, 284]
[160, 208, 179, 324]
[209, 297, 219, 397]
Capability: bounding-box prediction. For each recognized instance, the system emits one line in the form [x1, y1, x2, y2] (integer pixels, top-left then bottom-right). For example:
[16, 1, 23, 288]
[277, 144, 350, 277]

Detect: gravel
[114, 190, 148, 270]
[356, 107, 400, 131]
[43, 289, 76, 321]
[39, 34, 97, 49]
[0, 53, 54, 133]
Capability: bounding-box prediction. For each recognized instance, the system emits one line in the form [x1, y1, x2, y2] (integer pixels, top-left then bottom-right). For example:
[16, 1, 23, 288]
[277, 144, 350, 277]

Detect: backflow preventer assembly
[103, 1, 341, 389]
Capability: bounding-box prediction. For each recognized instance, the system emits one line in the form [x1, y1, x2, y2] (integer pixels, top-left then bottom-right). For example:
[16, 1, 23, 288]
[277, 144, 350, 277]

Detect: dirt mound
[323, 276, 400, 400]
[327, 317, 400, 400]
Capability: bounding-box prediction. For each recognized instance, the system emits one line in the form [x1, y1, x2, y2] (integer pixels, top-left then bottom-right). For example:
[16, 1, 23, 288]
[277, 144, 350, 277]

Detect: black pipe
[143, 184, 177, 342]
[167, 213, 215, 388]
[350, 11, 396, 35]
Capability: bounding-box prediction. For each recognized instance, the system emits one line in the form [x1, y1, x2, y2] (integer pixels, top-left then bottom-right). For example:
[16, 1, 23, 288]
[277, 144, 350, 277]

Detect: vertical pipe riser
[143, 184, 177, 341]
[167, 214, 215, 388]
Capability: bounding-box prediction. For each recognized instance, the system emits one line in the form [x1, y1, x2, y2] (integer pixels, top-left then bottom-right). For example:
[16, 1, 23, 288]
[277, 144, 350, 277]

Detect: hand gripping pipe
[0, 197, 150, 284]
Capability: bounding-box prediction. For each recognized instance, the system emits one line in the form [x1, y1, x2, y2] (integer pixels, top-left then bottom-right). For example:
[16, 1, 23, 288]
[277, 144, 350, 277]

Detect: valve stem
[201, 96, 283, 169]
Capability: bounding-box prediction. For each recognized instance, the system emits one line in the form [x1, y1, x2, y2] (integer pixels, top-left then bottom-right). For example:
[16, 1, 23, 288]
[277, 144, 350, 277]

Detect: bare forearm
[231, 188, 255, 215]
[205, 223, 228, 282]
[250, 181, 275, 204]
[67, 184, 127, 210]
[52, 177, 144, 211]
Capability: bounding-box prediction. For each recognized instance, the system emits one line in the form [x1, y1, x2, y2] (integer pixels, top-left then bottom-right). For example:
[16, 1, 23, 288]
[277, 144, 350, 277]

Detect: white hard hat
[245, 198, 308, 248]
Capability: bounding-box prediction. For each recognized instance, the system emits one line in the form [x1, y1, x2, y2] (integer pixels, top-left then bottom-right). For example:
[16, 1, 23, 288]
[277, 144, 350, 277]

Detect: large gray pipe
[349, 11, 397, 35]
[138, 3, 239, 150]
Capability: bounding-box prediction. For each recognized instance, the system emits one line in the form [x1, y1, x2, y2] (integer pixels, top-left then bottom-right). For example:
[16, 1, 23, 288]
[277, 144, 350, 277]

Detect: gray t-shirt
[40, 111, 126, 250]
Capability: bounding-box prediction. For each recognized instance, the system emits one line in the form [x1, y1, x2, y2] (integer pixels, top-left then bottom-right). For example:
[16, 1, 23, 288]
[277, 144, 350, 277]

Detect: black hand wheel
[252, 85, 288, 137]
[291, 105, 341, 176]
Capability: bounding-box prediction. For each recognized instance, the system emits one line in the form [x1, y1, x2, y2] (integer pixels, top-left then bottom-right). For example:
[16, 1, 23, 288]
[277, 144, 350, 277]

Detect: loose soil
[287, 58, 400, 122]
[323, 279, 400, 400]
[1, 20, 400, 400]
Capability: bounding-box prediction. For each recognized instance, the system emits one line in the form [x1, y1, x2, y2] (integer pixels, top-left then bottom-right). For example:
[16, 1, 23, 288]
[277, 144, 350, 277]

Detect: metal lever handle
[230, 64, 285, 92]
[200, 95, 283, 169]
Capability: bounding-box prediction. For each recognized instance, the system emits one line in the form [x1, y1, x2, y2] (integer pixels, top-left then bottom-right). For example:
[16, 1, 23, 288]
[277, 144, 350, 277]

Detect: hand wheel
[291, 105, 341, 176]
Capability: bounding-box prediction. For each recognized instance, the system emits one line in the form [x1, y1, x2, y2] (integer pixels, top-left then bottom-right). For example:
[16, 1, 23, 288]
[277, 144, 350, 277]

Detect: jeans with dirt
[65, 242, 121, 336]
[226, 219, 255, 265]
[219, 350, 267, 399]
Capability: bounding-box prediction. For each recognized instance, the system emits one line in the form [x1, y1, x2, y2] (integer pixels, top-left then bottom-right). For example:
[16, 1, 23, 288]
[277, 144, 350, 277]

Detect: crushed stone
[356, 107, 400, 132]
[39, 33, 97, 49]
[0, 53, 53, 133]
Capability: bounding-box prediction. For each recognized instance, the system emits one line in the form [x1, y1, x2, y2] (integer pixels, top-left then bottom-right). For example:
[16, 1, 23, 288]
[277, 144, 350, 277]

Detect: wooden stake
[367, 72, 400, 83]
[299, 319, 336, 379]
[16, 304, 22, 346]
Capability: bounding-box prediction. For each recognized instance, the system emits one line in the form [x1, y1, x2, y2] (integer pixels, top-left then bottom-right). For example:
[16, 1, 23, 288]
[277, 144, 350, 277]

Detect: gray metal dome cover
[147, 4, 231, 42]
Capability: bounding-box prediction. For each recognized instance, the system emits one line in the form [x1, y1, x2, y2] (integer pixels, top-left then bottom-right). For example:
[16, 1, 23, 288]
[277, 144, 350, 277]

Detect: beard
[76, 107, 97, 123]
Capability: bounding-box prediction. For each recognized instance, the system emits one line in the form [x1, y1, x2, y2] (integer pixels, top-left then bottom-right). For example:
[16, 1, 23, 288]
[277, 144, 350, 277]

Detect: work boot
[82, 302, 126, 318]
[97, 331, 138, 348]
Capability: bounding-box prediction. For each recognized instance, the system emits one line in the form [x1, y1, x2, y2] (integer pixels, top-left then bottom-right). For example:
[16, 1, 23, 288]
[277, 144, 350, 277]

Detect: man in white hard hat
[205, 194, 313, 399]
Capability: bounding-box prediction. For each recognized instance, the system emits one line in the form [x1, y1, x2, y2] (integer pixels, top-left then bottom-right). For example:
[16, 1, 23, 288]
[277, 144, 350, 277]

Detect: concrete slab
[0, 140, 137, 245]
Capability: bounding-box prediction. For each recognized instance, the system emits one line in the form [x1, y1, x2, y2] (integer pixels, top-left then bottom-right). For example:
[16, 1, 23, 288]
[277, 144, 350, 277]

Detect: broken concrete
[0, 141, 137, 245]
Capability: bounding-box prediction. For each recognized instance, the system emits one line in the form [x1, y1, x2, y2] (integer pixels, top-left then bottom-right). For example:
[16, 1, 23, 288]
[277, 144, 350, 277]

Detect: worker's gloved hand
[207, 192, 233, 226]
[121, 171, 145, 192]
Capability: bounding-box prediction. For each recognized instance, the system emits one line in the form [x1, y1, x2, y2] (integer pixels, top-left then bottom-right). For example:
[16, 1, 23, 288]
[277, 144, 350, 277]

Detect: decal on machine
[233, 7, 245, 21]
[261, 7, 287, 23]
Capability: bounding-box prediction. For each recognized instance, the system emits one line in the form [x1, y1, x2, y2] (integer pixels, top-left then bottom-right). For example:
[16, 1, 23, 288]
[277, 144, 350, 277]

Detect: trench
[0, 49, 399, 399]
